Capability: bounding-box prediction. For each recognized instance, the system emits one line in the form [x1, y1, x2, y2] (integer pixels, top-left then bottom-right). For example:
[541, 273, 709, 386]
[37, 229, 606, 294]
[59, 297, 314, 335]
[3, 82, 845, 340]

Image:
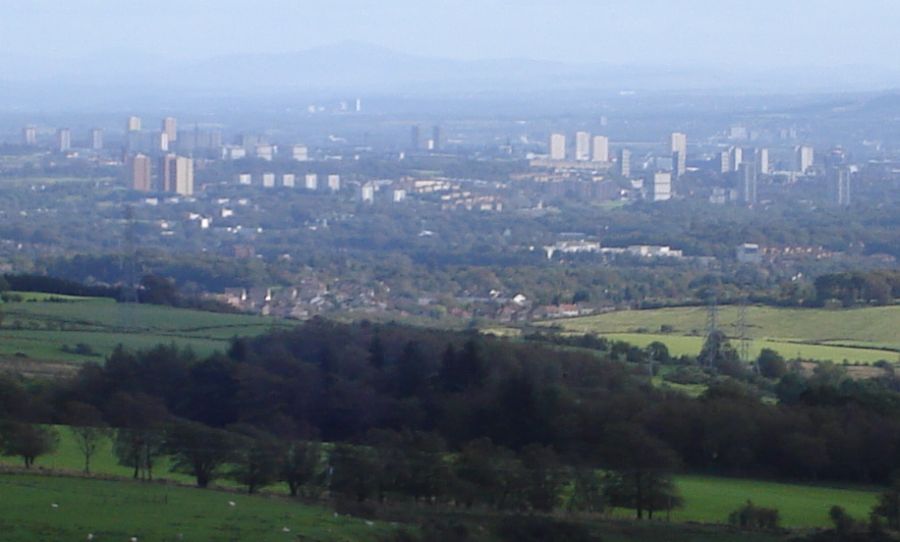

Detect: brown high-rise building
[159, 154, 177, 192]
[129, 154, 152, 192]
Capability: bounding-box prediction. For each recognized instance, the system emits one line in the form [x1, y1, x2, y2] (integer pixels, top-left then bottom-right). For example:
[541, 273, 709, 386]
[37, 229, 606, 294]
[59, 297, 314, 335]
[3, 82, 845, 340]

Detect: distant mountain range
[2, 41, 900, 110]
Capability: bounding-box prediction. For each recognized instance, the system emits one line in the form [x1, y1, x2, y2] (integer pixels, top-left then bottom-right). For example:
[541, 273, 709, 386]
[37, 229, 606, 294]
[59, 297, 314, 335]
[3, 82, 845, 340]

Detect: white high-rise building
[832, 167, 851, 206]
[575, 131, 591, 161]
[90, 128, 103, 150]
[22, 125, 37, 146]
[796, 145, 814, 173]
[651, 172, 672, 201]
[291, 145, 309, 161]
[158, 132, 169, 152]
[591, 135, 609, 162]
[739, 162, 757, 206]
[171, 156, 194, 196]
[549, 133, 566, 161]
[358, 182, 375, 203]
[670, 132, 687, 176]
[127, 116, 142, 132]
[327, 174, 341, 191]
[282, 174, 296, 188]
[618, 149, 631, 177]
[729, 146, 743, 172]
[262, 173, 276, 188]
[161, 117, 177, 142]
[756, 148, 769, 175]
[304, 173, 318, 190]
[256, 144, 275, 161]
[57, 128, 71, 152]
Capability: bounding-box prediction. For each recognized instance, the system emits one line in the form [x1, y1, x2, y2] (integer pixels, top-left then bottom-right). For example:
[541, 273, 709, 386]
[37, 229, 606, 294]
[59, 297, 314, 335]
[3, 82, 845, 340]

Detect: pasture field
[671, 475, 878, 528]
[541, 305, 900, 364]
[2, 429, 879, 530]
[0, 296, 293, 363]
[0, 474, 392, 542]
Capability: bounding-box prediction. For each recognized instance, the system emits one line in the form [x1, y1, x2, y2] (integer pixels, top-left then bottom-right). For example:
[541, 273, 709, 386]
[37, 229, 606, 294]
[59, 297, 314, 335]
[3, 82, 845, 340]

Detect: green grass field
[3, 428, 878, 530]
[0, 296, 293, 363]
[671, 475, 878, 528]
[542, 305, 900, 364]
[0, 474, 391, 542]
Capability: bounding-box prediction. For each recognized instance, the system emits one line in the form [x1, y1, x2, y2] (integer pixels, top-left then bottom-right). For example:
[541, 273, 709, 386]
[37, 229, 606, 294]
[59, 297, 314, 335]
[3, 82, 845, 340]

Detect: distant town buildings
[22, 125, 37, 146]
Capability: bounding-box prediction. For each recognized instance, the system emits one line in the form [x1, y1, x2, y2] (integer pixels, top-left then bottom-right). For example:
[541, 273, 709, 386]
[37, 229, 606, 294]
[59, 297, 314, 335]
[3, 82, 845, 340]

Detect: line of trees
[4, 319, 900, 516]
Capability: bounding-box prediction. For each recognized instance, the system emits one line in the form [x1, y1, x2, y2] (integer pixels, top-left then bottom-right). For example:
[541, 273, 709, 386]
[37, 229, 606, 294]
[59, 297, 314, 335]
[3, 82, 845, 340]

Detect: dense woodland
[3, 319, 900, 531]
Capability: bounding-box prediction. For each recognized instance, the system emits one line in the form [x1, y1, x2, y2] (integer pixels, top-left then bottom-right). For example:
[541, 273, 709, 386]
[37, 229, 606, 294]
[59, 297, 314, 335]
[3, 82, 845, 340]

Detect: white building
[304, 173, 318, 190]
[282, 173, 296, 188]
[172, 156, 194, 196]
[358, 182, 375, 203]
[736, 243, 762, 264]
[223, 146, 246, 160]
[796, 145, 814, 173]
[237, 173, 252, 185]
[729, 146, 743, 173]
[327, 174, 340, 192]
[391, 188, 407, 202]
[670, 132, 687, 176]
[651, 172, 672, 201]
[757, 148, 769, 175]
[261, 173, 275, 188]
[549, 133, 566, 161]
[256, 144, 275, 161]
[127, 116, 141, 132]
[591, 135, 609, 162]
[291, 145, 309, 161]
[575, 131, 591, 161]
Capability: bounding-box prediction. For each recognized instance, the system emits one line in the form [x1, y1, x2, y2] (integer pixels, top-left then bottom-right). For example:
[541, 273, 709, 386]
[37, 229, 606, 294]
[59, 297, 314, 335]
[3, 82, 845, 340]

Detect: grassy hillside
[0, 296, 292, 364]
[0, 474, 391, 542]
[542, 305, 900, 364]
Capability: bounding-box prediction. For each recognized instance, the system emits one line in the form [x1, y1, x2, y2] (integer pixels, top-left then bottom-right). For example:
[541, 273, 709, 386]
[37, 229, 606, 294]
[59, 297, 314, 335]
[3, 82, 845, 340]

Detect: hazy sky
[4, 0, 900, 69]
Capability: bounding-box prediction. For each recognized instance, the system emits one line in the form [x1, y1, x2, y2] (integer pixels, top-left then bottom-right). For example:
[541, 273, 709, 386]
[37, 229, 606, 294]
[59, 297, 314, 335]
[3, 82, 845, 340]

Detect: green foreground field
[0, 428, 879, 530]
[540, 305, 900, 364]
[0, 296, 292, 363]
[0, 474, 390, 542]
